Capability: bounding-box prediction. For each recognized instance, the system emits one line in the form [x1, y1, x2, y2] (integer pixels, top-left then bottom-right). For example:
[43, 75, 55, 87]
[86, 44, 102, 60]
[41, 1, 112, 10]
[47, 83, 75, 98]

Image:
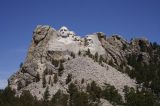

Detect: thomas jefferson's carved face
[68, 31, 75, 39]
[86, 36, 93, 47]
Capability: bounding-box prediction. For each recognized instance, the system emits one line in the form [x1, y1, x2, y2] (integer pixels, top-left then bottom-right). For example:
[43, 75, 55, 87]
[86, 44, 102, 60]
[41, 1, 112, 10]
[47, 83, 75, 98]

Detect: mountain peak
[9, 24, 156, 105]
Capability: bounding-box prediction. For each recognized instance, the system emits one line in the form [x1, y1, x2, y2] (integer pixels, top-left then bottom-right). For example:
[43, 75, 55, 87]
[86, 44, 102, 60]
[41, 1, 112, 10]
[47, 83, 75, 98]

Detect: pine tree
[17, 81, 23, 90]
[58, 62, 64, 76]
[71, 52, 75, 58]
[95, 52, 99, 62]
[99, 55, 103, 64]
[78, 50, 81, 56]
[108, 59, 114, 67]
[25, 80, 31, 86]
[86, 48, 91, 56]
[101, 84, 123, 105]
[43, 86, 50, 102]
[68, 83, 78, 106]
[42, 73, 46, 88]
[51, 80, 53, 87]
[52, 59, 59, 67]
[90, 81, 101, 99]
[54, 73, 58, 83]
[36, 72, 40, 82]
[66, 74, 72, 84]
[19, 90, 35, 106]
[19, 62, 23, 68]
[48, 76, 51, 85]
[81, 78, 85, 84]
[51, 90, 68, 106]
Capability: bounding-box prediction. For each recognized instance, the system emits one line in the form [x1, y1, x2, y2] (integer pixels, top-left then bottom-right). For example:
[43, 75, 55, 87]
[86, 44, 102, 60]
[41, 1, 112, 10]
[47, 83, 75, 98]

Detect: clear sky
[0, 0, 160, 89]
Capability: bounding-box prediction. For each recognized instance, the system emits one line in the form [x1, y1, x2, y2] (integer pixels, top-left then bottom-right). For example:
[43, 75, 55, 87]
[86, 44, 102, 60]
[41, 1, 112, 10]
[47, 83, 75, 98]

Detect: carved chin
[61, 34, 68, 37]
[87, 43, 93, 47]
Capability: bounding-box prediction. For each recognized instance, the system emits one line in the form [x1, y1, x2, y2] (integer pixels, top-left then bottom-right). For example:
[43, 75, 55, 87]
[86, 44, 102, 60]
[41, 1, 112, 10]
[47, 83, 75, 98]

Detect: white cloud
[0, 79, 7, 89]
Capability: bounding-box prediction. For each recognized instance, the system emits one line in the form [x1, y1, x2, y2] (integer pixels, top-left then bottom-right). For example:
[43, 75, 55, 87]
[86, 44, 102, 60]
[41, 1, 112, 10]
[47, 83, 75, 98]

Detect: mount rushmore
[8, 25, 153, 106]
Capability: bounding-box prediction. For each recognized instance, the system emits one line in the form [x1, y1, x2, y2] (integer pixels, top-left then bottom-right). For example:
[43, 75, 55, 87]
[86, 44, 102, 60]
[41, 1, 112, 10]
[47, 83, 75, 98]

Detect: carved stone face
[74, 36, 80, 41]
[59, 26, 69, 37]
[68, 31, 75, 39]
[86, 36, 93, 47]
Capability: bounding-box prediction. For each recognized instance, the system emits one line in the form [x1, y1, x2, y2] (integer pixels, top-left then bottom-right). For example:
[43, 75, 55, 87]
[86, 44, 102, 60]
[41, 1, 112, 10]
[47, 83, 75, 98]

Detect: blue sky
[0, 0, 160, 89]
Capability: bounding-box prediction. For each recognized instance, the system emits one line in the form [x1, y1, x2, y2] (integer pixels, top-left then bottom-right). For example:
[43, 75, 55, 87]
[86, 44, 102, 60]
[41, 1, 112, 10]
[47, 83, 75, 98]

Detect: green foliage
[36, 72, 40, 82]
[99, 55, 103, 64]
[150, 77, 160, 94]
[101, 84, 123, 105]
[0, 87, 17, 106]
[90, 81, 101, 100]
[0, 87, 43, 106]
[127, 52, 160, 87]
[19, 90, 36, 106]
[53, 73, 58, 83]
[122, 44, 127, 50]
[68, 83, 78, 106]
[139, 40, 148, 52]
[81, 78, 84, 84]
[152, 42, 159, 50]
[44, 68, 49, 75]
[25, 80, 31, 86]
[78, 50, 81, 56]
[127, 54, 137, 67]
[86, 81, 101, 102]
[52, 59, 59, 67]
[17, 81, 23, 90]
[42, 72, 46, 88]
[108, 59, 114, 67]
[124, 86, 155, 106]
[86, 48, 91, 56]
[43, 86, 50, 102]
[86, 48, 94, 59]
[124, 42, 160, 104]
[68, 83, 89, 106]
[86, 81, 123, 105]
[66, 74, 72, 84]
[1, 83, 158, 106]
[71, 52, 76, 58]
[58, 62, 64, 76]
[50, 90, 68, 106]
[48, 76, 51, 85]
[94, 52, 99, 62]
[72, 92, 89, 106]
[19, 62, 23, 68]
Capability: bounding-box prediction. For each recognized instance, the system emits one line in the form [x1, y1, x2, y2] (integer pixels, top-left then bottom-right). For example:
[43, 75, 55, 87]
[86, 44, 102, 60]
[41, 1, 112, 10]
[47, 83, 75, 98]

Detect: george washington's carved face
[59, 26, 69, 37]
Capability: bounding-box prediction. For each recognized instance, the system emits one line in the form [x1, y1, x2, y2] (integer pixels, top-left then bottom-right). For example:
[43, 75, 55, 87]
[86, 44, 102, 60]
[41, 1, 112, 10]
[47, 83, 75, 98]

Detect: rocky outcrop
[9, 25, 152, 104]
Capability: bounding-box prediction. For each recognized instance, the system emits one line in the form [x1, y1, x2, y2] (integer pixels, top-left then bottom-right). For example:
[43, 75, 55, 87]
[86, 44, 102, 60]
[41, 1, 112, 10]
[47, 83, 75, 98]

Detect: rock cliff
[8, 25, 151, 105]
